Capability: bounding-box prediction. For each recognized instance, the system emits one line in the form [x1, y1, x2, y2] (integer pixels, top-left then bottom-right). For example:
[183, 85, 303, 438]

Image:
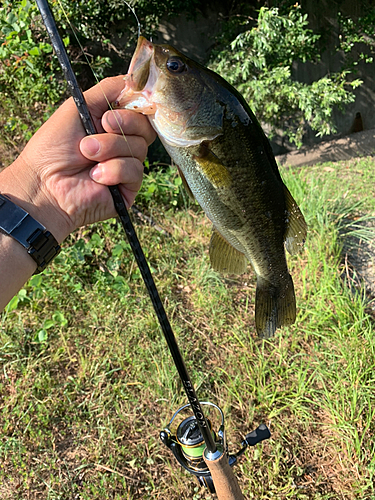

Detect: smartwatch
[0, 193, 61, 274]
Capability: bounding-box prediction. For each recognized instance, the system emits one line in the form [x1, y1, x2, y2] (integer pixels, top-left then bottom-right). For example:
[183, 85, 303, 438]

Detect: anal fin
[283, 186, 307, 255]
[209, 228, 247, 274]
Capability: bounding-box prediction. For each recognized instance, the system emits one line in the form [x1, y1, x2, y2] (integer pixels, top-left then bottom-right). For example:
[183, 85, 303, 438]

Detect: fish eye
[166, 57, 186, 74]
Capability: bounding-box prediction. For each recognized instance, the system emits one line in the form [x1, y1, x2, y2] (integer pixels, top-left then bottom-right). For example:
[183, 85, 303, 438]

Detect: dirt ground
[277, 128, 375, 168]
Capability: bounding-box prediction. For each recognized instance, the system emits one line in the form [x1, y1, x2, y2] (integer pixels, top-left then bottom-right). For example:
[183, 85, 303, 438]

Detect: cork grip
[203, 452, 245, 500]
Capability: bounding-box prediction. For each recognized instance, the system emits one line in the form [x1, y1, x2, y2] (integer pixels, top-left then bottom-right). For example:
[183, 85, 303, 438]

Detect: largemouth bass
[115, 37, 307, 338]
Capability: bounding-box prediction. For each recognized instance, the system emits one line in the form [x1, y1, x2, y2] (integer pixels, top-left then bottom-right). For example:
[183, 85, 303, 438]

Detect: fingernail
[81, 136, 100, 156]
[105, 110, 123, 130]
[90, 164, 102, 181]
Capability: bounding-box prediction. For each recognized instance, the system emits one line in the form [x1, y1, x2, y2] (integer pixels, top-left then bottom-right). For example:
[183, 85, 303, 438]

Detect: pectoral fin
[193, 150, 231, 189]
[177, 165, 195, 201]
[283, 186, 307, 255]
[209, 228, 247, 274]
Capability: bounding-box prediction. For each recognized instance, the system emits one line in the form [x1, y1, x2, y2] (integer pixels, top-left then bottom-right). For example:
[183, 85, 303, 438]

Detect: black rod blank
[35, 0, 217, 453]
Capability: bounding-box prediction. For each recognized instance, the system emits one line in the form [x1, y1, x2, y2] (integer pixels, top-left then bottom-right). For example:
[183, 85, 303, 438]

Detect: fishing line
[34, 4, 273, 497]
[55, 0, 134, 154]
[122, 0, 141, 39]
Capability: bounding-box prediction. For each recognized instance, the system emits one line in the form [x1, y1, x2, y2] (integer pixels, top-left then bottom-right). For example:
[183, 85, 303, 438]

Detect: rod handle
[204, 451, 245, 500]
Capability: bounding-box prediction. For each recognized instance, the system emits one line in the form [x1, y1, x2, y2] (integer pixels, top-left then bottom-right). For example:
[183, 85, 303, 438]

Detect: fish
[114, 37, 307, 338]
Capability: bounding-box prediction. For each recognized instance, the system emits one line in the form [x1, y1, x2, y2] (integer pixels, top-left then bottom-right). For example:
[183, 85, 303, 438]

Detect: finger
[84, 76, 127, 119]
[89, 157, 144, 194]
[80, 133, 148, 163]
[102, 109, 157, 146]
[117, 185, 140, 209]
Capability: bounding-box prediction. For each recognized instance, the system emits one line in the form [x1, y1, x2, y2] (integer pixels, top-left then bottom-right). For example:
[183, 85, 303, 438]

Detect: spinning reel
[160, 402, 271, 493]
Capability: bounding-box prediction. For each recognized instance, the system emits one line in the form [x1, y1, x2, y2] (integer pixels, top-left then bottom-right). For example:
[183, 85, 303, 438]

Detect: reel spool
[177, 415, 214, 465]
[160, 402, 270, 493]
[160, 402, 223, 492]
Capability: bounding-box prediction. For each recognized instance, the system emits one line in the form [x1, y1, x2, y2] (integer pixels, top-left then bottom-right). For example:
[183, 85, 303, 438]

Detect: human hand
[3, 76, 156, 243]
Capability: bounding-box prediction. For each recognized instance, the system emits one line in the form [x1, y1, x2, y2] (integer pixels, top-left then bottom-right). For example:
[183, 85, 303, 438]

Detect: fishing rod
[35, 1, 270, 497]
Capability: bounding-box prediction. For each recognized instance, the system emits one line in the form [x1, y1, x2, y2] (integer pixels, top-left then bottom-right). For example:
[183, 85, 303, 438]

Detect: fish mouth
[115, 37, 154, 108]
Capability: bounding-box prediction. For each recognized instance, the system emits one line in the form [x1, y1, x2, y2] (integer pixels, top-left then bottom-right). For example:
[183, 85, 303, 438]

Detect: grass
[1, 156, 375, 499]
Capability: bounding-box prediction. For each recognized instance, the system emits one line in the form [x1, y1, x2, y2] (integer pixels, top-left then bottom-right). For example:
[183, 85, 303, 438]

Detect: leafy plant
[35, 311, 68, 343]
[0, 0, 67, 145]
[210, 5, 363, 147]
[338, 8, 375, 67]
[136, 162, 190, 211]
[54, 0, 199, 49]
[0, 0, 200, 149]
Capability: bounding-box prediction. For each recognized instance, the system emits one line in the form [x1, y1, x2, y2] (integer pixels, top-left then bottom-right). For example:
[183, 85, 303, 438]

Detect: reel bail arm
[161, 403, 271, 497]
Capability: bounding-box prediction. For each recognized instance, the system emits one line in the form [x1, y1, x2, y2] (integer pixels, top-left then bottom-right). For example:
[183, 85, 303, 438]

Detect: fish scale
[115, 37, 307, 338]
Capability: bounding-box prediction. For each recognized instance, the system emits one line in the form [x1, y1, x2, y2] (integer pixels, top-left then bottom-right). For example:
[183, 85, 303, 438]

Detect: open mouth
[120, 37, 154, 95]
[114, 37, 159, 113]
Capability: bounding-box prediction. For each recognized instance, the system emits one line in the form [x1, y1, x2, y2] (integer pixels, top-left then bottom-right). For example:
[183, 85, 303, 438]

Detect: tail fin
[255, 274, 296, 338]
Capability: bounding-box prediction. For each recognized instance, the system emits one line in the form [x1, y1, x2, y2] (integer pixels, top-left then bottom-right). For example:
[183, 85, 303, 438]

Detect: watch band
[0, 193, 61, 274]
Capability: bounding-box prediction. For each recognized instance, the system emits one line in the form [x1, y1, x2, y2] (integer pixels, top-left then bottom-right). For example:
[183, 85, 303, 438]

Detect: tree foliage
[210, 5, 363, 147]
[0, 0, 67, 144]
[1, 1, 374, 152]
[0, 0, 199, 149]
[338, 8, 375, 66]
[54, 0, 199, 48]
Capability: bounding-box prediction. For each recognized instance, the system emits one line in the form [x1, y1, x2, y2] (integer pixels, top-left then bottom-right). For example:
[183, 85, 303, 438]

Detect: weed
[1, 158, 375, 499]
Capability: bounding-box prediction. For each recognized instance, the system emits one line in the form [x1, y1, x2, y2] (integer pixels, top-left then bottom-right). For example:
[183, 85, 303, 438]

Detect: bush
[0, 0, 199, 150]
[0, 0, 67, 145]
[210, 5, 363, 147]
[2, 1, 371, 152]
[136, 161, 189, 211]
[338, 8, 375, 66]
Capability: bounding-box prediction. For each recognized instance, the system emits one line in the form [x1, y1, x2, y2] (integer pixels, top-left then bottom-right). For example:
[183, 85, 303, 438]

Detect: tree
[209, 5, 362, 147]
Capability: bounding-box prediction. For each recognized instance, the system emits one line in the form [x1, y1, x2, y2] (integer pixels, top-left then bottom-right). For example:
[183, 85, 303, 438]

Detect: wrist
[0, 156, 74, 243]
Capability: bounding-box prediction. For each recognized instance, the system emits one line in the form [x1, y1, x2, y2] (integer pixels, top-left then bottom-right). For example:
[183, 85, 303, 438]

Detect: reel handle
[244, 423, 271, 447]
[204, 449, 244, 500]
